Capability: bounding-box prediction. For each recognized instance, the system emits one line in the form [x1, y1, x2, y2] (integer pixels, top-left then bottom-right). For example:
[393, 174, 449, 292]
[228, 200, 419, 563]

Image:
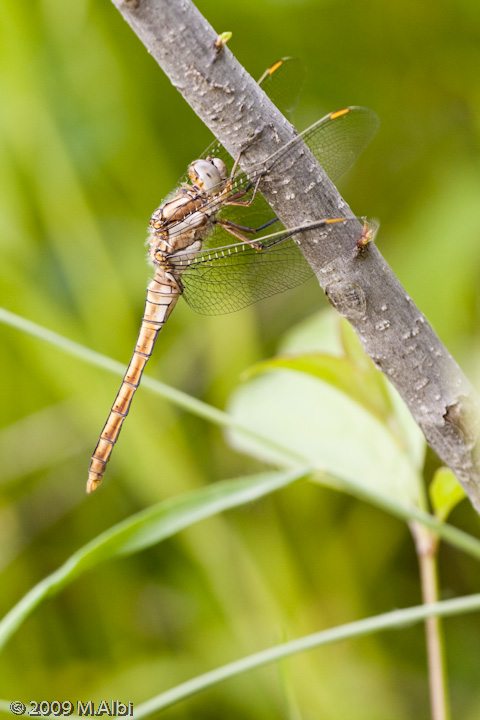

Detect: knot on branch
[324, 281, 367, 319]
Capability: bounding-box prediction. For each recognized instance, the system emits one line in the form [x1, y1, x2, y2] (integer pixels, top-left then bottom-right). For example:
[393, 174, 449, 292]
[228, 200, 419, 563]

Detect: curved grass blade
[132, 593, 480, 716]
[0, 468, 310, 653]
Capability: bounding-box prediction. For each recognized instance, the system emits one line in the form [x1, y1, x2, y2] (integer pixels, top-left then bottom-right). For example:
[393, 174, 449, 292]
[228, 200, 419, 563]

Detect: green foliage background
[1, 0, 480, 717]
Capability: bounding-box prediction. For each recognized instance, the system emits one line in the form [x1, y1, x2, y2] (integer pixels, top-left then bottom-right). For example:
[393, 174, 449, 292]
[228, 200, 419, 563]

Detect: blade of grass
[0, 702, 16, 716]
[1, 594, 479, 718]
[0, 468, 309, 653]
[320, 475, 480, 561]
[131, 593, 480, 716]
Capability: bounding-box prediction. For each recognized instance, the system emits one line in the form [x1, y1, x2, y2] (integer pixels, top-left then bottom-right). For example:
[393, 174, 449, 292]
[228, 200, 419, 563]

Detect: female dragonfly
[87, 58, 379, 493]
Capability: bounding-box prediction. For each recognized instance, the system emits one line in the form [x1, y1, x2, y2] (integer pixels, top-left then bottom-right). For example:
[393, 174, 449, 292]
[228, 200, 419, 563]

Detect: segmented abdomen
[87, 268, 181, 493]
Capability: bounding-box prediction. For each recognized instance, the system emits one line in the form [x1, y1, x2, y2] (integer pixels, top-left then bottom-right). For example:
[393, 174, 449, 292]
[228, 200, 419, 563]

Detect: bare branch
[110, 0, 480, 512]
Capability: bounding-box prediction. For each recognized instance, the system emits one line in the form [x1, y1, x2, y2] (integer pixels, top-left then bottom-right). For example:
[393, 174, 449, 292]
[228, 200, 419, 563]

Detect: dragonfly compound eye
[189, 159, 225, 192]
[211, 157, 228, 180]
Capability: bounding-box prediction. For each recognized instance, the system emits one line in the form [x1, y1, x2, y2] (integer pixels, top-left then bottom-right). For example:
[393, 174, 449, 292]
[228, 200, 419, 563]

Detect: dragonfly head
[189, 157, 228, 193]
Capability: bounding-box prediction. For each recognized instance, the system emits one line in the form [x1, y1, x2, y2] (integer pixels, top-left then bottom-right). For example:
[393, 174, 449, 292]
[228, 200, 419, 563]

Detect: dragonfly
[87, 58, 379, 493]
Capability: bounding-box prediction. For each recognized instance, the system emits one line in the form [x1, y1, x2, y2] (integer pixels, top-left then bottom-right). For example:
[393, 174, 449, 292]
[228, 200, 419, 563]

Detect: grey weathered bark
[110, 0, 480, 513]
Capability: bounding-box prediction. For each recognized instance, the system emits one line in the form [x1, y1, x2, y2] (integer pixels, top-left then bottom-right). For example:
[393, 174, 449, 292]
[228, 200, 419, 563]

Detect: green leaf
[339, 314, 374, 369]
[216, 31, 232, 45]
[228, 310, 426, 509]
[280, 312, 425, 470]
[0, 468, 308, 653]
[430, 467, 466, 522]
[243, 353, 392, 426]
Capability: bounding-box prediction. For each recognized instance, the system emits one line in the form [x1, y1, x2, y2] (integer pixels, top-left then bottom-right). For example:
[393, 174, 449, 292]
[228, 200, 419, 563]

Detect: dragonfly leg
[215, 216, 272, 250]
[223, 146, 267, 206]
[217, 216, 351, 251]
[224, 172, 265, 207]
[216, 216, 279, 235]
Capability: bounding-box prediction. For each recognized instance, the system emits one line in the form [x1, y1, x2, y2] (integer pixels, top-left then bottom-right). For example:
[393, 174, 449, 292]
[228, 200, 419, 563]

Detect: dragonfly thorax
[148, 156, 229, 262]
[148, 191, 216, 266]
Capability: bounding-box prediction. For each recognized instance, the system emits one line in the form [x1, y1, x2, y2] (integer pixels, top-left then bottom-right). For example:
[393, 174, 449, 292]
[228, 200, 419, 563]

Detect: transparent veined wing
[163, 102, 379, 257]
[176, 218, 367, 316]
[299, 106, 379, 183]
[256, 57, 305, 124]
[179, 236, 314, 315]
[197, 57, 305, 166]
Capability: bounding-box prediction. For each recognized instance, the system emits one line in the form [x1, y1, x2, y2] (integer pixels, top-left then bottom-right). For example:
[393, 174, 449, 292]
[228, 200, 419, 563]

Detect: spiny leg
[215, 215, 349, 251]
[214, 215, 281, 249]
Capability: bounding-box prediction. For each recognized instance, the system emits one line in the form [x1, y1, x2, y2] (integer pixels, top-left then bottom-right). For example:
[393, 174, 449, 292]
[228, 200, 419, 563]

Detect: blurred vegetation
[1, 0, 480, 718]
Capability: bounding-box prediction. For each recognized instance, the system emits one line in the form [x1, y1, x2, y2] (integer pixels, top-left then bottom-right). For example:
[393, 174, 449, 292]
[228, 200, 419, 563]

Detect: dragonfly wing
[177, 218, 365, 316]
[299, 106, 380, 184]
[179, 236, 313, 316]
[256, 57, 305, 124]
[198, 107, 379, 254]
[161, 70, 378, 305]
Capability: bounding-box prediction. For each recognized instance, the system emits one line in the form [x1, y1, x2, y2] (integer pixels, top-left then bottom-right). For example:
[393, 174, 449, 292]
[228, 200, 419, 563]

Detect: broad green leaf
[0, 468, 308, 653]
[339, 314, 375, 370]
[228, 310, 426, 509]
[430, 467, 466, 522]
[243, 354, 392, 426]
[281, 311, 425, 471]
[277, 307, 342, 356]
[244, 311, 393, 425]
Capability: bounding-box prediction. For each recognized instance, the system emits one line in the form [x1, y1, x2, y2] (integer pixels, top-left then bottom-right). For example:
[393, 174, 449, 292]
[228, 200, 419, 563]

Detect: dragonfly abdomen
[86, 268, 181, 493]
